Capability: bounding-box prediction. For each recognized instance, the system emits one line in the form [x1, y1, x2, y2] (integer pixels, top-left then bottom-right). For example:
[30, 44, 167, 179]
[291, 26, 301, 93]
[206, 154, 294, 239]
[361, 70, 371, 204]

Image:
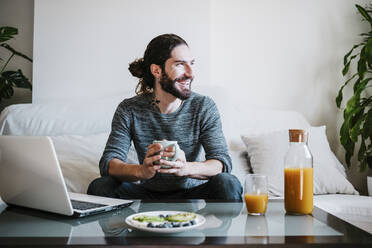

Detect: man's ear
[150, 64, 162, 79]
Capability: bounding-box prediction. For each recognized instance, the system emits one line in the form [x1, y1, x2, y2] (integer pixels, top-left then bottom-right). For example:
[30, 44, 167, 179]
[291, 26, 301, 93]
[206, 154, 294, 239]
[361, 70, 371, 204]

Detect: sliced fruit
[133, 215, 165, 222]
[166, 212, 196, 222]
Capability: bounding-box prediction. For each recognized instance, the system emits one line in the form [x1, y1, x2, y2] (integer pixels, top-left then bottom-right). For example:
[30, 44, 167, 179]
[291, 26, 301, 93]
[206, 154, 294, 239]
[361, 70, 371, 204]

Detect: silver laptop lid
[0, 136, 74, 216]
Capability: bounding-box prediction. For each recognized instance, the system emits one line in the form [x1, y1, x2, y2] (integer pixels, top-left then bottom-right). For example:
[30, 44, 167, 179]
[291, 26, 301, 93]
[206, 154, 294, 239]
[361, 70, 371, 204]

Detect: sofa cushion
[51, 132, 139, 193]
[241, 126, 357, 196]
[52, 131, 252, 193]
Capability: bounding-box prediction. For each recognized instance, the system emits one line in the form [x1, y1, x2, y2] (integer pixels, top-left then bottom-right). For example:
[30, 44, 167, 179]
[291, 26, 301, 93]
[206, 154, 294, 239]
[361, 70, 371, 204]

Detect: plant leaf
[342, 54, 358, 76]
[350, 114, 365, 142]
[1, 70, 32, 89]
[362, 108, 372, 138]
[0, 43, 33, 62]
[344, 43, 363, 65]
[0, 76, 6, 99]
[340, 120, 351, 146]
[359, 141, 371, 172]
[345, 139, 355, 167]
[0, 80, 14, 99]
[336, 73, 358, 107]
[0, 26, 17, 43]
[356, 4, 372, 26]
[360, 158, 367, 172]
[353, 77, 372, 94]
[344, 95, 360, 119]
[358, 139, 367, 161]
[342, 61, 351, 76]
[357, 47, 367, 79]
[360, 31, 372, 37]
[365, 38, 372, 67]
[340, 101, 363, 167]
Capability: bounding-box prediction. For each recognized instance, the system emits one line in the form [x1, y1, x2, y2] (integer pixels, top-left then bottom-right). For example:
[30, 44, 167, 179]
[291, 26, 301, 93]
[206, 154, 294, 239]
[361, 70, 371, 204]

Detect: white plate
[125, 211, 205, 233]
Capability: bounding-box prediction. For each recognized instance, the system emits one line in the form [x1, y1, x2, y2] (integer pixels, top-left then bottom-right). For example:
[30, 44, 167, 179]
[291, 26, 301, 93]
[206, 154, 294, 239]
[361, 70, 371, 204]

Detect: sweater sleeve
[99, 101, 132, 176]
[199, 97, 232, 173]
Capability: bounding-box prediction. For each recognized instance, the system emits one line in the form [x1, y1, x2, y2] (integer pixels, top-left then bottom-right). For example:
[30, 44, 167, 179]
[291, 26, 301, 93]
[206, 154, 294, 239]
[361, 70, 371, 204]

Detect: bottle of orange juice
[284, 129, 313, 215]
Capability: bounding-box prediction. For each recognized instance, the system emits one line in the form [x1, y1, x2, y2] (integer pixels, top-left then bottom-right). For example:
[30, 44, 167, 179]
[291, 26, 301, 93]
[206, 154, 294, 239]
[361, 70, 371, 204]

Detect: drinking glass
[244, 174, 268, 215]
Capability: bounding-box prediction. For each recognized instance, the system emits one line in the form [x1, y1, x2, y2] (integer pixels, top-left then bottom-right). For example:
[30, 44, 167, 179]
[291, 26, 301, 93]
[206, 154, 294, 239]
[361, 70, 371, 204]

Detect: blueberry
[159, 214, 165, 219]
[147, 222, 154, 228]
[182, 222, 190, 227]
[172, 222, 181, 228]
[164, 222, 172, 228]
[190, 220, 196, 225]
[157, 224, 166, 228]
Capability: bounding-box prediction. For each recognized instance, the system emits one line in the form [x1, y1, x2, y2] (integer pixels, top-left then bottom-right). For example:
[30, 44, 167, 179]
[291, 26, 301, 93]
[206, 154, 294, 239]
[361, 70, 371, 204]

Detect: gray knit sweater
[99, 92, 232, 192]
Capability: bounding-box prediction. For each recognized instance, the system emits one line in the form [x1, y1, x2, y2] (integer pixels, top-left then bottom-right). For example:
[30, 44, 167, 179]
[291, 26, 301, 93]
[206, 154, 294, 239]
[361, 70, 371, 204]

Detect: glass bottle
[284, 129, 313, 215]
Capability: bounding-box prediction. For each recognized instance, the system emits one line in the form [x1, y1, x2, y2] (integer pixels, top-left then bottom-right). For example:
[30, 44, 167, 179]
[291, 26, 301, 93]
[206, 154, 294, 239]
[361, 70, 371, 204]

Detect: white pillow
[51, 132, 139, 193]
[241, 126, 358, 196]
[230, 148, 251, 187]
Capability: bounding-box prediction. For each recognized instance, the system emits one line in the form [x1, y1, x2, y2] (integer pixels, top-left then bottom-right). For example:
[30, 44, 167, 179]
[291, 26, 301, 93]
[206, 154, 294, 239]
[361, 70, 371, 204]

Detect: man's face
[159, 44, 195, 100]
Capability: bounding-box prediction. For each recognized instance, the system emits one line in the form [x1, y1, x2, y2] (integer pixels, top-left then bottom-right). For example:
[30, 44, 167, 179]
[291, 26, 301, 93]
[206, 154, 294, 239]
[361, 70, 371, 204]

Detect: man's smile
[175, 76, 193, 90]
[176, 80, 191, 89]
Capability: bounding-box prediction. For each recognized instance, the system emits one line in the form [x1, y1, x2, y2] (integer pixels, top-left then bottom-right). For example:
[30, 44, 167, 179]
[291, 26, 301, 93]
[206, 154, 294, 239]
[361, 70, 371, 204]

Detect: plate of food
[125, 211, 205, 233]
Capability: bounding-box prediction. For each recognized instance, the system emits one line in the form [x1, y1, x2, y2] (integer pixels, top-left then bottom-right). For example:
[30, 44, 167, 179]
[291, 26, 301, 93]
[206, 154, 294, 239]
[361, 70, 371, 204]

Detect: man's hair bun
[128, 58, 145, 78]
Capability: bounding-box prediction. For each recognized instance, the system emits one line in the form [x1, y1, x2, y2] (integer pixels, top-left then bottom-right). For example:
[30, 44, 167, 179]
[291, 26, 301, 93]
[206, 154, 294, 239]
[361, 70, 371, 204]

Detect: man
[88, 34, 242, 200]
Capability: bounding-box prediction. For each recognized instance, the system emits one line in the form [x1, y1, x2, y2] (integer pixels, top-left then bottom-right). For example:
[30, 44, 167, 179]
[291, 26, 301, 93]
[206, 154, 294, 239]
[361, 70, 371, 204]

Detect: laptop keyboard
[71, 199, 108, 210]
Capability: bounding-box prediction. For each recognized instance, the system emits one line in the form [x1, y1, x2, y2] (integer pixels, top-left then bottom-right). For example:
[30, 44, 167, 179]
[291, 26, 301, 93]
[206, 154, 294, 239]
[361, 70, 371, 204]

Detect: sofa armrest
[0, 97, 123, 136]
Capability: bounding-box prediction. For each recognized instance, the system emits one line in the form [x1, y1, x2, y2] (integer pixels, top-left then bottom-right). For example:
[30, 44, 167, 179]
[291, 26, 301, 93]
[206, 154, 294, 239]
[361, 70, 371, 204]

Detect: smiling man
[87, 34, 242, 201]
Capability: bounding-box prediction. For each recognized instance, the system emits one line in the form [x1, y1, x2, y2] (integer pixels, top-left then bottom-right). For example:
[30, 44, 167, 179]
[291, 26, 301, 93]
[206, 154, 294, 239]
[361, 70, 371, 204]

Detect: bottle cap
[289, 129, 308, 143]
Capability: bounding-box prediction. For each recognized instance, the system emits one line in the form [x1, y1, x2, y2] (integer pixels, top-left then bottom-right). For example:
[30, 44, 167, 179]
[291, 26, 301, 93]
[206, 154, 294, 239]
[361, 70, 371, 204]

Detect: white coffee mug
[153, 140, 179, 168]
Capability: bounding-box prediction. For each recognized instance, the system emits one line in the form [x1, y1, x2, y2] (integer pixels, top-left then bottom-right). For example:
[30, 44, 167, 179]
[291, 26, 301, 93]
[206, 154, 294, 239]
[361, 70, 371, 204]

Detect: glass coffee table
[0, 199, 371, 247]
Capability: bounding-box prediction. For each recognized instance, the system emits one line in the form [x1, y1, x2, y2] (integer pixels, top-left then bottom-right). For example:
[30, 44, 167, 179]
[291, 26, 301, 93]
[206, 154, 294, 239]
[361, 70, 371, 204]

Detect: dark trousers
[87, 173, 242, 201]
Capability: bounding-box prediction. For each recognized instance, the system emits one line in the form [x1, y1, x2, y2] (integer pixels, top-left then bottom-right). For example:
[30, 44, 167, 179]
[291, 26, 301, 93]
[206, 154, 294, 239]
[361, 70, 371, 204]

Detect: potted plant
[0, 26, 32, 103]
[337, 4, 372, 195]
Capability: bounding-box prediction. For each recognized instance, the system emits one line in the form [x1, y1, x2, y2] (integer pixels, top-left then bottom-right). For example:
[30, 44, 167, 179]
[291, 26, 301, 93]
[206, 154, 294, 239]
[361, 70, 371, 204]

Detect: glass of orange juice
[244, 174, 268, 215]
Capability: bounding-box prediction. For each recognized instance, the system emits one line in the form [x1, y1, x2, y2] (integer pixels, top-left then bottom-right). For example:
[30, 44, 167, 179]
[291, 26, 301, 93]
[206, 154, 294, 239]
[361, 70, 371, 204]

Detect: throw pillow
[241, 126, 358, 196]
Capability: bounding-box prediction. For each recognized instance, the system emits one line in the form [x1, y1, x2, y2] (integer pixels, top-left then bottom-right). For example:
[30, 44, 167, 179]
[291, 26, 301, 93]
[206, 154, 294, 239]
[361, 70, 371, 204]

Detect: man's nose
[185, 64, 193, 77]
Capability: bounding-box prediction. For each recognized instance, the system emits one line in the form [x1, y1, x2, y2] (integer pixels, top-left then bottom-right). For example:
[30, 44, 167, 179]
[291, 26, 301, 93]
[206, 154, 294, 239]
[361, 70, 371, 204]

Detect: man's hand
[157, 147, 189, 176]
[160, 145, 186, 162]
[156, 146, 223, 179]
[140, 143, 163, 179]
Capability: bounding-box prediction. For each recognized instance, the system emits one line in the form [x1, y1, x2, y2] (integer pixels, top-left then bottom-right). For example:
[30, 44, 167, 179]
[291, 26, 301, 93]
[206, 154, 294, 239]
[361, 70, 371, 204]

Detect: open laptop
[0, 136, 132, 217]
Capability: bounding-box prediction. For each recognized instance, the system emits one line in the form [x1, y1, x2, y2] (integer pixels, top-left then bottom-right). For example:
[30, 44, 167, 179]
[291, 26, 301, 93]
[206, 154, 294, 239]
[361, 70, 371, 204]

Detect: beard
[159, 72, 193, 100]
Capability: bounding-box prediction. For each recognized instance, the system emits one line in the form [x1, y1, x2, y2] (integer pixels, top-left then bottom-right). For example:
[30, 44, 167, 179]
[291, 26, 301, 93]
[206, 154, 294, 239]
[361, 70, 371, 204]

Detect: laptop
[0, 136, 132, 217]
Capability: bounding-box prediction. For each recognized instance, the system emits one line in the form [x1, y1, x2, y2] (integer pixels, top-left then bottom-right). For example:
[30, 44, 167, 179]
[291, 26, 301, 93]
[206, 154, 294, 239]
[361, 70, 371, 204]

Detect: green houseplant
[0, 26, 32, 102]
[337, 4, 372, 172]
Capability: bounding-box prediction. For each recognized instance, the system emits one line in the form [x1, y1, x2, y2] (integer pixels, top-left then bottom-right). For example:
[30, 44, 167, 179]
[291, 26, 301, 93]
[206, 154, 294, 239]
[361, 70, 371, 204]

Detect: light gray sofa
[0, 95, 371, 234]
